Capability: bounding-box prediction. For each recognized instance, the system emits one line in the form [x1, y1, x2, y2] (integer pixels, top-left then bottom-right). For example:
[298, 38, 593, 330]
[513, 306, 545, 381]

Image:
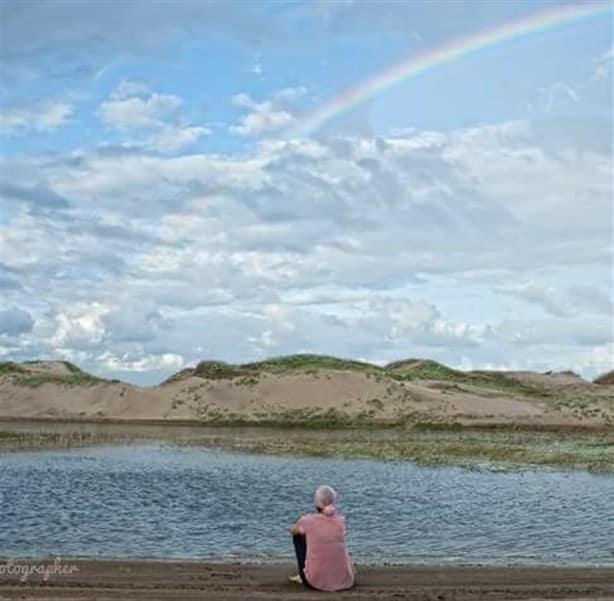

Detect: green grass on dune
[0, 360, 112, 388]
[243, 353, 378, 374]
[10, 373, 110, 388]
[388, 360, 549, 397]
[0, 354, 577, 399]
[0, 361, 27, 375]
[171, 354, 549, 398]
[160, 354, 385, 384]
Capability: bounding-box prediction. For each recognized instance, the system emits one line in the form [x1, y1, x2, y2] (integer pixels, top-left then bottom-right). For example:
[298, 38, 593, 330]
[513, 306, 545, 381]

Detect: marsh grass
[0, 429, 137, 450]
[3, 425, 612, 471]
[198, 407, 380, 429]
[187, 428, 614, 472]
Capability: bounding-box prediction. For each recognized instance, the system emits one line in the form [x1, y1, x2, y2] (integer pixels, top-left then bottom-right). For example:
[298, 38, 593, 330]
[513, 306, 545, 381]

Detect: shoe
[288, 574, 302, 584]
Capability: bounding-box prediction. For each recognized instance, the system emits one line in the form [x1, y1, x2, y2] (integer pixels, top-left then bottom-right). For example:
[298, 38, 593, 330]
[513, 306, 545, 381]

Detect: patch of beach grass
[387, 359, 549, 397]
[0, 362, 27, 375]
[162, 355, 552, 398]
[2, 360, 114, 387]
[197, 407, 381, 429]
[10, 372, 110, 388]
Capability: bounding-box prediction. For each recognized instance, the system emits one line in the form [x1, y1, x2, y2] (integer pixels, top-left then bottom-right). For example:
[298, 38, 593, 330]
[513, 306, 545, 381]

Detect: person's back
[296, 511, 354, 591]
[290, 484, 354, 592]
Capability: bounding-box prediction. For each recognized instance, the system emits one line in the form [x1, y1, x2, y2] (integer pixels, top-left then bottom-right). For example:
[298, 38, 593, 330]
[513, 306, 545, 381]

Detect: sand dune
[1, 356, 612, 428]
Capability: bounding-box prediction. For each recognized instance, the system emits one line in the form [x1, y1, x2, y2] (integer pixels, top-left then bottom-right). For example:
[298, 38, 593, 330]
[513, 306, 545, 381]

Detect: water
[1, 444, 613, 566]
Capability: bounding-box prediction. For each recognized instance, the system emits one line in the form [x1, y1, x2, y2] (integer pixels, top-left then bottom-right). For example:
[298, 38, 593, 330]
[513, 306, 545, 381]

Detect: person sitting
[289, 484, 355, 591]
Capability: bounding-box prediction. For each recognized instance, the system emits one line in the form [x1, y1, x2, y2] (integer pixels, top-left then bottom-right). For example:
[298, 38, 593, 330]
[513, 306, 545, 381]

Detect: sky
[1, 0, 613, 385]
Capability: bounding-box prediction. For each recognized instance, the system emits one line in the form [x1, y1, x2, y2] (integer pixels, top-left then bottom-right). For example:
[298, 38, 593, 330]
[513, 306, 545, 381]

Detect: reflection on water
[1, 443, 613, 565]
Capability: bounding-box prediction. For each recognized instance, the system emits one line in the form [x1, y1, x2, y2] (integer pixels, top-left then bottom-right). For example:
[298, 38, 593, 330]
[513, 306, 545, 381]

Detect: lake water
[1, 444, 613, 566]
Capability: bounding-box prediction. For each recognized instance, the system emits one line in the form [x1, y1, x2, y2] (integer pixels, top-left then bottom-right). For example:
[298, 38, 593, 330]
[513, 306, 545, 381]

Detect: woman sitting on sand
[289, 485, 355, 591]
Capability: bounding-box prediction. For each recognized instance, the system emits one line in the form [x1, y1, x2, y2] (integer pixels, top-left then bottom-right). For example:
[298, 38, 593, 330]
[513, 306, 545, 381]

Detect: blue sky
[1, 1, 612, 384]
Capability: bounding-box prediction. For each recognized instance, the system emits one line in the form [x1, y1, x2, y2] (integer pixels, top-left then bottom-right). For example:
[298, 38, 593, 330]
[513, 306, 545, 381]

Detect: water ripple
[1, 445, 613, 565]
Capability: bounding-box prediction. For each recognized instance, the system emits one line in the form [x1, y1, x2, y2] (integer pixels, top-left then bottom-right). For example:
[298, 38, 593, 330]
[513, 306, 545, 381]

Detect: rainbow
[294, 2, 612, 136]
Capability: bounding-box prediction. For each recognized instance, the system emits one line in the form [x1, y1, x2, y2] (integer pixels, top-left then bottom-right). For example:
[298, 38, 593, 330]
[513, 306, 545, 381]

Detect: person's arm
[289, 515, 306, 535]
[289, 522, 301, 535]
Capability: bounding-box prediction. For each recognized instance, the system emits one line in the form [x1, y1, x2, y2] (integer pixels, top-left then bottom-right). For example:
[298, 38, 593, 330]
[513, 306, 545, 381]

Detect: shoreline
[1, 559, 612, 600]
[0, 415, 611, 431]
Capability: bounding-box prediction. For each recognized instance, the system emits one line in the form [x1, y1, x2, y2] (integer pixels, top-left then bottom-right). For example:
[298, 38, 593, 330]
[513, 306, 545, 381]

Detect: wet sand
[0, 559, 612, 600]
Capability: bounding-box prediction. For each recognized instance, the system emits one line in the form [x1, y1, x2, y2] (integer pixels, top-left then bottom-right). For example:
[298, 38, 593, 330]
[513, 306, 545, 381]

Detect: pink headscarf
[314, 485, 337, 516]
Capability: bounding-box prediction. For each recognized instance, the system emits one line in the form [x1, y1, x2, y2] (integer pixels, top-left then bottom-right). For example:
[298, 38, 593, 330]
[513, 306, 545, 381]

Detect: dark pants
[292, 534, 314, 589]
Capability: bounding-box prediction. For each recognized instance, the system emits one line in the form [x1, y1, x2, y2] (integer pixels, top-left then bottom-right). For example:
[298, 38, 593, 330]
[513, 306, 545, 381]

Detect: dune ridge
[1, 355, 612, 429]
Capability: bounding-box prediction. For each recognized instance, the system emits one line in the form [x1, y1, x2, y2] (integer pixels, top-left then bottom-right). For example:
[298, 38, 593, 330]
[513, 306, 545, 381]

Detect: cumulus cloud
[98, 83, 210, 151]
[230, 87, 307, 136]
[97, 351, 184, 372]
[1, 101, 73, 135]
[3, 118, 612, 382]
[51, 302, 111, 349]
[145, 124, 211, 153]
[365, 298, 483, 348]
[100, 92, 182, 129]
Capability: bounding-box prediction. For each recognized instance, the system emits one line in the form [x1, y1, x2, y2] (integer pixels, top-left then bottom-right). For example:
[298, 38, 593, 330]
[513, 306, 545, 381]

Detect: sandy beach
[1, 559, 613, 600]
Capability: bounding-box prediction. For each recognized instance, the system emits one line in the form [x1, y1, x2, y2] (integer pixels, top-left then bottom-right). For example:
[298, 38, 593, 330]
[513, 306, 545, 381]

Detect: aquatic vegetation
[187, 428, 614, 472]
[3, 424, 612, 471]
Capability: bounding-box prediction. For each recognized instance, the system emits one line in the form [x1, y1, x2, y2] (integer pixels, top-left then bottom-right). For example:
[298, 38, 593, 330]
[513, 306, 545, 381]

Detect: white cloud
[229, 88, 307, 136]
[3, 118, 612, 382]
[98, 84, 210, 151]
[146, 124, 211, 152]
[230, 99, 294, 136]
[111, 79, 151, 100]
[2, 101, 73, 135]
[573, 343, 614, 377]
[100, 92, 182, 129]
[494, 281, 571, 318]
[365, 297, 483, 348]
[51, 302, 111, 349]
[97, 351, 184, 372]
